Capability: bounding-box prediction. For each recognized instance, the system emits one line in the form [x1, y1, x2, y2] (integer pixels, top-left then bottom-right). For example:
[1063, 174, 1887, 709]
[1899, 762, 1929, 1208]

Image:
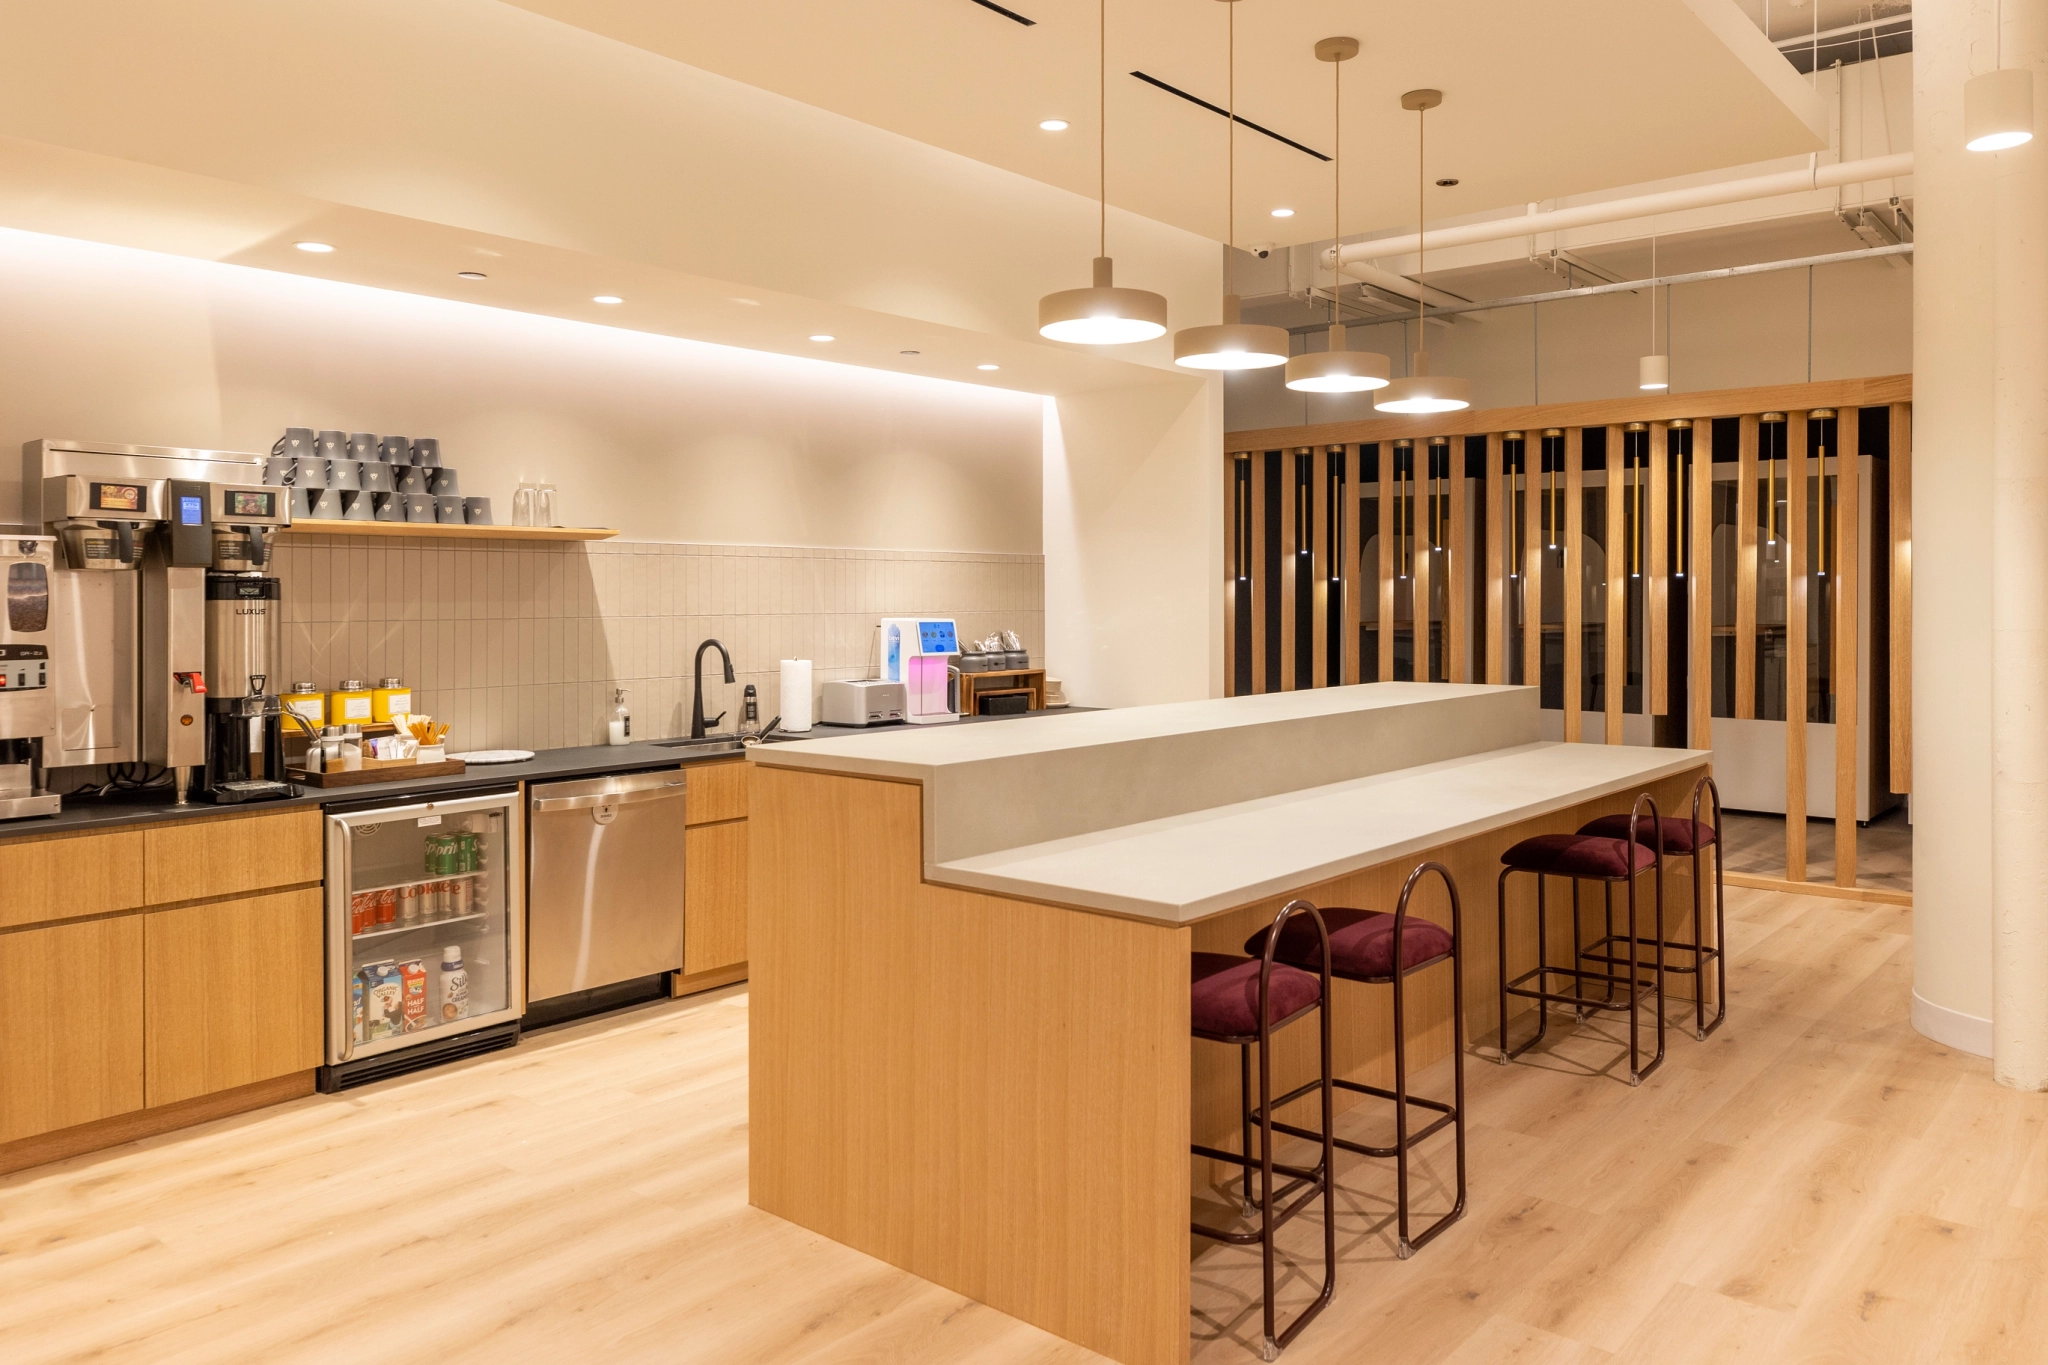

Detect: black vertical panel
[1294, 451, 1315, 691]
[1232, 457, 1253, 696]
[1262, 451, 1282, 694]
[1326, 449, 1346, 688]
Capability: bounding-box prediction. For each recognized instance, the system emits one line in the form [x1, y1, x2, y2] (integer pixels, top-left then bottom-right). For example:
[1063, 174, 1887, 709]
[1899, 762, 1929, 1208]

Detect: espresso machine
[0, 535, 60, 819]
[201, 482, 293, 803]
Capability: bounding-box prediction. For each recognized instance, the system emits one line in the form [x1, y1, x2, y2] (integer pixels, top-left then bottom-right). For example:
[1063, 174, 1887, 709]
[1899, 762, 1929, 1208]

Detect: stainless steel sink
[648, 735, 745, 754]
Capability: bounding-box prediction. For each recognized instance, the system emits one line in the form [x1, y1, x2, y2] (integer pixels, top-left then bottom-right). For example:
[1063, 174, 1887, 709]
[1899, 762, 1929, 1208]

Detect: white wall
[0, 226, 1043, 553]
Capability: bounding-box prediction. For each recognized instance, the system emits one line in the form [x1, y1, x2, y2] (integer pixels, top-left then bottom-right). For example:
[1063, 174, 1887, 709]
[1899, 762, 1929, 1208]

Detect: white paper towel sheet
[780, 659, 813, 732]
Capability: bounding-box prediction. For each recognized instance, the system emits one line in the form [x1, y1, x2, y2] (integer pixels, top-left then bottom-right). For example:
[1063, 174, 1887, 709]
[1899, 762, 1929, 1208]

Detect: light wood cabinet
[685, 760, 749, 826]
[684, 819, 748, 975]
[0, 918, 145, 1144]
[143, 808, 322, 905]
[0, 828, 145, 930]
[143, 888, 324, 1108]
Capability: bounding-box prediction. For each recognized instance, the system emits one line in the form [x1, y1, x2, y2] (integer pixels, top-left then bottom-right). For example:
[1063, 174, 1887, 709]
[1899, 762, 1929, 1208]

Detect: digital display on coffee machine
[223, 489, 274, 518]
[89, 481, 143, 513]
[180, 496, 204, 526]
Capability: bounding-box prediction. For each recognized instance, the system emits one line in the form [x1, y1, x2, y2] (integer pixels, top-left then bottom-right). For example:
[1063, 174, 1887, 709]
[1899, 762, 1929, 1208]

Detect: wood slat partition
[1225, 453, 1242, 695]
[1890, 404, 1912, 793]
[1689, 421, 1714, 751]
[1280, 451, 1300, 690]
[1250, 452, 1267, 691]
[1649, 422, 1669, 716]
[1786, 411, 1810, 882]
[1413, 445, 1434, 681]
[1736, 414, 1759, 720]
[1523, 437, 1542, 693]
[1449, 442, 1470, 683]
[1564, 428, 1584, 742]
[1605, 425, 1626, 745]
[1485, 433, 1505, 684]
[1378, 445, 1395, 683]
[1836, 417, 1861, 887]
[1311, 452, 1329, 687]
[1341, 446, 1363, 687]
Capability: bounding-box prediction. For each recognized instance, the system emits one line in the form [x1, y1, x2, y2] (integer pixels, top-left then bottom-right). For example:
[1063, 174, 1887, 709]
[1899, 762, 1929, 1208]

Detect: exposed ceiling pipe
[1341, 259, 1489, 323]
[1321, 150, 1915, 273]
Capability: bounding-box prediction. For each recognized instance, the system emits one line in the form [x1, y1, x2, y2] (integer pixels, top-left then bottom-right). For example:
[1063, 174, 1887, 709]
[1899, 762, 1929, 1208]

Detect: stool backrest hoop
[1690, 773, 1724, 843]
[1393, 860, 1462, 966]
[1626, 791, 1666, 867]
[1267, 900, 1333, 1047]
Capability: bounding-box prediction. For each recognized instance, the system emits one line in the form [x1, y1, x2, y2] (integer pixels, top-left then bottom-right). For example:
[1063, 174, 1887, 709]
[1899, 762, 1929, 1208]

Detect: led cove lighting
[1039, 119, 1070, 131]
[592, 295, 623, 304]
[294, 241, 334, 253]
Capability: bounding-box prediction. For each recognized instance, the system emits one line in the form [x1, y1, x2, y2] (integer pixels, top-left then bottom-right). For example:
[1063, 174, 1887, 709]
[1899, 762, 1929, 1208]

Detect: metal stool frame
[1575, 775, 1727, 1040]
[1255, 864, 1468, 1259]
[1495, 793, 1668, 1086]
[1191, 899, 1336, 1361]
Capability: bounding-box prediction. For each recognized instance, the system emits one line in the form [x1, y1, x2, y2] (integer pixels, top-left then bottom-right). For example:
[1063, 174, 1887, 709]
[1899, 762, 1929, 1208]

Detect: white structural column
[1912, 0, 1998, 1058]
[1991, 2, 2048, 1087]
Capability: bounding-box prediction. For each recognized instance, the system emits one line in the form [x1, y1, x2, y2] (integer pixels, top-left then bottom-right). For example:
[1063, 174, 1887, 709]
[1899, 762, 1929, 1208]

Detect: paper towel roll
[780, 659, 813, 732]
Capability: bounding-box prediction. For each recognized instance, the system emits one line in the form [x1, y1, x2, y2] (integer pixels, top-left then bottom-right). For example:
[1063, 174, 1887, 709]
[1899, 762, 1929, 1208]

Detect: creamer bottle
[439, 945, 469, 1022]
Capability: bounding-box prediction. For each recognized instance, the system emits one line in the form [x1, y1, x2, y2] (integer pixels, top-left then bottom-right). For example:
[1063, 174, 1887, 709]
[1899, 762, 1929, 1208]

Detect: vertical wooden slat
[1735, 414, 1759, 720]
[1890, 404, 1912, 792]
[1485, 433, 1506, 685]
[1524, 437, 1542, 693]
[1342, 447, 1362, 686]
[1250, 451, 1268, 693]
[1564, 428, 1585, 741]
[1649, 421, 1670, 716]
[1379, 444, 1395, 684]
[1280, 450, 1300, 691]
[1690, 421, 1714, 751]
[1311, 450, 1329, 688]
[1836, 418, 1861, 887]
[1786, 411, 1810, 883]
[1605, 424, 1626, 745]
[1413, 446, 1434, 682]
[1224, 452, 1241, 696]
[1449, 441, 1470, 683]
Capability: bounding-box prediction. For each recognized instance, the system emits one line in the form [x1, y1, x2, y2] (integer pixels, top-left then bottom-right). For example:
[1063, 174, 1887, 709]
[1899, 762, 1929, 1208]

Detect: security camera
[1248, 243, 1275, 260]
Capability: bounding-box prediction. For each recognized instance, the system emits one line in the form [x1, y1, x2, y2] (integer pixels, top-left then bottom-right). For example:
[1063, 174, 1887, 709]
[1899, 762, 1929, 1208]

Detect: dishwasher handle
[531, 780, 686, 814]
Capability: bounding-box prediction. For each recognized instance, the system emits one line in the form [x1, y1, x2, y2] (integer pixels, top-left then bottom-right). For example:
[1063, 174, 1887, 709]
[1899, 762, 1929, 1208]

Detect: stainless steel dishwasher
[526, 767, 688, 1023]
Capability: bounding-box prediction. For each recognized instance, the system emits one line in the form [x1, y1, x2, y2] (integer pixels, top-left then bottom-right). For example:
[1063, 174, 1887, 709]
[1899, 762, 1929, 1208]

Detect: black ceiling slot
[969, 0, 1036, 25]
[1129, 71, 1329, 161]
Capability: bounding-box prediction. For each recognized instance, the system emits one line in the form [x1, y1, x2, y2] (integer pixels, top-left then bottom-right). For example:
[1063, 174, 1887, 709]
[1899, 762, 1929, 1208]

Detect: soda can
[398, 883, 423, 925]
[455, 831, 479, 874]
[377, 888, 397, 926]
[350, 891, 369, 934]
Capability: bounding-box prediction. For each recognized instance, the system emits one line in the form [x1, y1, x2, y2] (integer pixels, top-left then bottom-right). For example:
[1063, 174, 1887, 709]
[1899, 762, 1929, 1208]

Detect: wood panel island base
[747, 686, 1714, 1365]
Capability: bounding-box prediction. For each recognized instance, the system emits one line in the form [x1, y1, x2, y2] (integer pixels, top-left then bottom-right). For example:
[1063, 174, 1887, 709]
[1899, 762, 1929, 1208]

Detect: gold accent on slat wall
[1786, 411, 1810, 882]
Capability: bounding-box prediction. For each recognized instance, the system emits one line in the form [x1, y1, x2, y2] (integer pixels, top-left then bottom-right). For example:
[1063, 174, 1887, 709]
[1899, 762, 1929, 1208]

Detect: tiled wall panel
[271, 537, 1045, 752]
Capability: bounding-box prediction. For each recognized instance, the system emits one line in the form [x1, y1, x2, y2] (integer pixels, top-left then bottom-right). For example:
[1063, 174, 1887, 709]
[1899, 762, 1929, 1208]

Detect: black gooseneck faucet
[691, 638, 735, 738]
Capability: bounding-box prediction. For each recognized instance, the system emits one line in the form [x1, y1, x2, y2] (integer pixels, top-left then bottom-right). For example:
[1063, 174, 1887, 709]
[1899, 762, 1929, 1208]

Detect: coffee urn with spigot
[201, 483, 294, 803]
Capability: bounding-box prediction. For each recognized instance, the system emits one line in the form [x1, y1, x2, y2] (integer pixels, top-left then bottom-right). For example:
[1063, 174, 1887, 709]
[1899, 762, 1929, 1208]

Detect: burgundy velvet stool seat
[1241, 862, 1468, 1259]
[1572, 775, 1727, 1041]
[1190, 900, 1336, 1360]
[1495, 794, 1668, 1086]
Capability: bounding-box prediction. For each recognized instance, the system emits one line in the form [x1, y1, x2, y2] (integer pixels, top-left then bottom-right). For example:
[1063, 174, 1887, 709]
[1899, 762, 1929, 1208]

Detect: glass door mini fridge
[321, 786, 524, 1091]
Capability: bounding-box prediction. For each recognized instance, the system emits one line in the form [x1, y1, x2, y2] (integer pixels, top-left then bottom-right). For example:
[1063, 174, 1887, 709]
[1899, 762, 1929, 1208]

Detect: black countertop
[0, 707, 1090, 842]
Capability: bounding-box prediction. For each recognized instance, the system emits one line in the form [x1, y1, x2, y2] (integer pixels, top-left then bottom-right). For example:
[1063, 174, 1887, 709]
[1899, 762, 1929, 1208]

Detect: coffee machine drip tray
[205, 778, 295, 805]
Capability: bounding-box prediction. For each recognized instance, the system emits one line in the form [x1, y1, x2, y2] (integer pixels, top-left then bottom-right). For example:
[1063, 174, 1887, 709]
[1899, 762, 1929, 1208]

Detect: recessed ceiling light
[457, 271, 487, 280]
[810, 334, 835, 342]
[978, 363, 1000, 371]
[1039, 119, 1069, 131]
[900, 349, 921, 356]
[294, 241, 334, 253]
[1270, 207, 1295, 218]
[729, 297, 762, 306]
[1436, 178, 1460, 187]
[592, 295, 623, 305]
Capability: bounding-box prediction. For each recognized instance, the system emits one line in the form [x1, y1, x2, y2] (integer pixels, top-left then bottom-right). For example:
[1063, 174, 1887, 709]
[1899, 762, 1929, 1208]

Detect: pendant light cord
[1099, 0, 1106, 259]
[1226, 0, 1236, 298]
[1416, 102, 1426, 348]
[1332, 52, 1341, 326]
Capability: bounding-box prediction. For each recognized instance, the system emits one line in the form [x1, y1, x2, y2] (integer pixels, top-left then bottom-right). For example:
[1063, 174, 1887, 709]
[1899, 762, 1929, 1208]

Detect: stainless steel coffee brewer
[202, 483, 294, 804]
[0, 535, 60, 819]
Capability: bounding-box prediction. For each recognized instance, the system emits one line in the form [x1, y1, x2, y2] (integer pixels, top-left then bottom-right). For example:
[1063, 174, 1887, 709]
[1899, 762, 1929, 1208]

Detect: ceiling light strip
[1128, 71, 1330, 160]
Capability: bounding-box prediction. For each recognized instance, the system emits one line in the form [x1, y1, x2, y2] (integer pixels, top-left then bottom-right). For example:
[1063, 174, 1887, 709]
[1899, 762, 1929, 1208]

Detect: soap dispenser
[608, 687, 631, 746]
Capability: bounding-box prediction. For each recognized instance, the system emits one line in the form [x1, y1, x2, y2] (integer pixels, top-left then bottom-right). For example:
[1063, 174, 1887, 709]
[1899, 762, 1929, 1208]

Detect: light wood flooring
[1, 883, 2041, 1364]
[1722, 804, 1913, 893]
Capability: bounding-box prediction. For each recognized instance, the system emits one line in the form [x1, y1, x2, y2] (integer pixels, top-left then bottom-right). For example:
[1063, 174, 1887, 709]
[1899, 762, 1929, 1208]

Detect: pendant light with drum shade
[1285, 37, 1391, 394]
[1173, 0, 1290, 371]
[1374, 90, 1471, 414]
[1038, 0, 1168, 344]
[1965, 0, 2033, 152]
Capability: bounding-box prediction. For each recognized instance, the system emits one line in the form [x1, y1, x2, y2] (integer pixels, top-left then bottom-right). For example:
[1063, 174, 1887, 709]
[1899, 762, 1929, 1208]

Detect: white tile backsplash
[271, 536, 1045, 751]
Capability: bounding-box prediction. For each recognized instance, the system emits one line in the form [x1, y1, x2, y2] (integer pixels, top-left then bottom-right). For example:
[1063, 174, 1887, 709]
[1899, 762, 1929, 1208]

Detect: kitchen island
[745, 683, 1711, 1365]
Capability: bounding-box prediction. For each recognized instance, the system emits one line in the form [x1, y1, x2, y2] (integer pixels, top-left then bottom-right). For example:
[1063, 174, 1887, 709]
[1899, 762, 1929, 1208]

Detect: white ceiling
[508, 0, 1828, 247]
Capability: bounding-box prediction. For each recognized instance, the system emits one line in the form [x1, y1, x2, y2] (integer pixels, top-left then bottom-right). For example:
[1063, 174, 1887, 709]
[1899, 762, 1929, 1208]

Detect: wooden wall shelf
[277, 522, 618, 543]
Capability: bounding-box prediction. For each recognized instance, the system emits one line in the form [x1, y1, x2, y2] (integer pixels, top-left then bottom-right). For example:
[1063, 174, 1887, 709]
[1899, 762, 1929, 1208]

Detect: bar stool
[1241, 863, 1468, 1259]
[1496, 794, 1666, 1085]
[1573, 775, 1726, 1040]
[1191, 900, 1335, 1361]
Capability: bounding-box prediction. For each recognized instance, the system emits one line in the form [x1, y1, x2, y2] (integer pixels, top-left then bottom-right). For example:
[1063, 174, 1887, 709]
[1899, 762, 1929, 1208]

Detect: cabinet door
[685, 760, 749, 826]
[0, 829, 144, 930]
[144, 888, 323, 1107]
[144, 809, 322, 905]
[684, 820, 748, 974]
[0, 918, 145, 1143]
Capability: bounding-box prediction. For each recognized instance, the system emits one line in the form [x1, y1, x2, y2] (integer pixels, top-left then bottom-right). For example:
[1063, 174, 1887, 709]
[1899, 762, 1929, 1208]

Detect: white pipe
[1323, 152, 1915, 270]
[1341, 260, 1487, 322]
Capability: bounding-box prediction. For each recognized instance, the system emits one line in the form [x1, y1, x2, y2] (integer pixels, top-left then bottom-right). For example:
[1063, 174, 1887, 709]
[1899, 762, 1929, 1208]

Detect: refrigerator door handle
[531, 781, 685, 814]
